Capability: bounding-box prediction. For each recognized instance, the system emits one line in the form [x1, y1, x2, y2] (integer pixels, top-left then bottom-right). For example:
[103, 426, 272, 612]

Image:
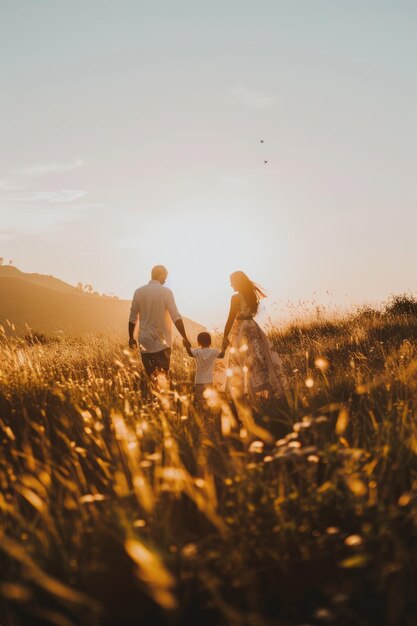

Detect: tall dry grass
[1, 309, 417, 626]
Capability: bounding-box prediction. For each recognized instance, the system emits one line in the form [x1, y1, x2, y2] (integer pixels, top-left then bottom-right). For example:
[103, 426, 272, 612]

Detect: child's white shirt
[191, 347, 220, 384]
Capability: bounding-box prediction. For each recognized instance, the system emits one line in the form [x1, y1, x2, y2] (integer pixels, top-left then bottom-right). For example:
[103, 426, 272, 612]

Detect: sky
[0, 0, 416, 328]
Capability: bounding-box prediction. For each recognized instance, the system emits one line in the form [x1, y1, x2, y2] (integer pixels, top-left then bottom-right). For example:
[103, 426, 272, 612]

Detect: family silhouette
[128, 265, 287, 403]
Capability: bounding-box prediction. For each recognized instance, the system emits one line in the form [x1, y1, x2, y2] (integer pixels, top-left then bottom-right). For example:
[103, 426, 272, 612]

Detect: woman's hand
[221, 337, 229, 352]
[221, 296, 239, 351]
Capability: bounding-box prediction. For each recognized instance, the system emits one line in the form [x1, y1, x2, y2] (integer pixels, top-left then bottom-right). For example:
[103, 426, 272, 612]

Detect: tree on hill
[76, 282, 97, 295]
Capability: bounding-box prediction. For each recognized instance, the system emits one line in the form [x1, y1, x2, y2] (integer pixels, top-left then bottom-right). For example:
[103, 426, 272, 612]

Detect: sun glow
[123, 209, 287, 328]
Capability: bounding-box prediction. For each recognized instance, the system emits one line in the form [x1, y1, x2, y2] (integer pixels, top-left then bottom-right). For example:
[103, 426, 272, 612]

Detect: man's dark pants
[141, 348, 171, 379]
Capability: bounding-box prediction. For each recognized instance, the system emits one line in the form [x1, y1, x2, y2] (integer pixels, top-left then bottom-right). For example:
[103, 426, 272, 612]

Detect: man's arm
[175, 318, 191, 349]
[165, 289, 191, 348]
[183, 339, 194, 358]
[128, 322, 137, 349]
[128, 291, 138, 349]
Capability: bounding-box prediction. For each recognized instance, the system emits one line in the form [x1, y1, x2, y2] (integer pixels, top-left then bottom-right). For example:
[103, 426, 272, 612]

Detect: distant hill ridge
[0, 265, 204, 339]
[0, 264, 81, 295]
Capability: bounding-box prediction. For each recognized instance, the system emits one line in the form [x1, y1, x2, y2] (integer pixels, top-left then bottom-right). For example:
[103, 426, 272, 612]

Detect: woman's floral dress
[226, 295, 287, 399]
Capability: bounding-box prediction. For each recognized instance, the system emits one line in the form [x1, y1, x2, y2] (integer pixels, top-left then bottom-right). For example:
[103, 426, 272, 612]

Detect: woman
[221, 271, 286, 400]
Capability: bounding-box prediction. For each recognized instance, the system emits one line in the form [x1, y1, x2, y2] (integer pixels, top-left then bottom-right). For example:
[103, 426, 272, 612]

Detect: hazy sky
[1, 1, 416, 327]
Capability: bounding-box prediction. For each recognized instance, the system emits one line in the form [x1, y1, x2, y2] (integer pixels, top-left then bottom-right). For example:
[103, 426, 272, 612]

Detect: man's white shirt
[129, 280, 181, 353]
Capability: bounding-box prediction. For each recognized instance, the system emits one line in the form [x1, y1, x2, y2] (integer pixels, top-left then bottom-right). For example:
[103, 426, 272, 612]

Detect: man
[128, 265, 191, 380]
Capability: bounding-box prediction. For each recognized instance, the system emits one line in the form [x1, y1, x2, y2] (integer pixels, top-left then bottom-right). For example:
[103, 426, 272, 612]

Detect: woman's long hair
[231, 271, 266, 315]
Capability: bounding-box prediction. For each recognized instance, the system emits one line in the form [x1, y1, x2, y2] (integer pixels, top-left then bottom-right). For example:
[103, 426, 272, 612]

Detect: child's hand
[218, 350, 225, 359]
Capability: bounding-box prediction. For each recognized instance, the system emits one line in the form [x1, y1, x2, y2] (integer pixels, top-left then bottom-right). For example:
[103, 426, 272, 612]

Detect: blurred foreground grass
[2, 306, 417, 626]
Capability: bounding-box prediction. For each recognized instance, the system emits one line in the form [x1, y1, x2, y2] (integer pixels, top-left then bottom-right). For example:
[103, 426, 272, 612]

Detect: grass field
[2, 303, 417, 626]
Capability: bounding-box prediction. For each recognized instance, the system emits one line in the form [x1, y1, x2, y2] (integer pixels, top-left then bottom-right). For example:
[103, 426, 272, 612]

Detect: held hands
[221, 337, 230, 352]
[183, 337, 191, 350]
[129, 338, 138, 349]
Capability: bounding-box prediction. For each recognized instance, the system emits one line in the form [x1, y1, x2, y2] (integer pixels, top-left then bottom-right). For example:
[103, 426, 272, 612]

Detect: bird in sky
[260, 139, 264, 143]
[264, 160, 268, 164]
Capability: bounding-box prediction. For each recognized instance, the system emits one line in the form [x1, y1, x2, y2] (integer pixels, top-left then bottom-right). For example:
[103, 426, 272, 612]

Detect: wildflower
[275, 438, 287, 447]
[181, 543, 198, 558]
[146, 452, 161, 461]
[398, 493, 412, 506]
[335, 407, 349, 435]
[249, 440, 264, 454]
[0, 583, 32, 603]
[331, 592, 349, 605]
[133, 519, 146, 528]
[315, 357, 329, 370]
[346, 476, 367, 497]
[286, 432, 299, 441]
[80, 494, 106, 504]
[313, 607, 334, 622]
[344, 534, 363, 547]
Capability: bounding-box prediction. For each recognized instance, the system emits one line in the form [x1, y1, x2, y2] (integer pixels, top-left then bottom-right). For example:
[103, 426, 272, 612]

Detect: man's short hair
[151, 265, 168, 281]
[197, 332, 212, 347]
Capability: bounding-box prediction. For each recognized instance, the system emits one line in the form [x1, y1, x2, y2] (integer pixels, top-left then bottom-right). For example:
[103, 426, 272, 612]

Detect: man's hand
[183, 338, 191, 350]
[129, 338, 138, 349]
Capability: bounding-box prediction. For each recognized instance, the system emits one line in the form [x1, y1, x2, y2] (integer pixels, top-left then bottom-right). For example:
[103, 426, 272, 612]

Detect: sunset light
[1, 3, 416, 626]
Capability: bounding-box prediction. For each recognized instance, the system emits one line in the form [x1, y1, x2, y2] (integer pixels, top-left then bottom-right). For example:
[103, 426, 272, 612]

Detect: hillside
[0, 264, 80, 294]
[0, 266, 204, 340]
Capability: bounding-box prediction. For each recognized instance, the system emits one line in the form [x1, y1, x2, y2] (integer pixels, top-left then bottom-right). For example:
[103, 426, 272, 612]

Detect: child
[183, 332, 225, 408]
